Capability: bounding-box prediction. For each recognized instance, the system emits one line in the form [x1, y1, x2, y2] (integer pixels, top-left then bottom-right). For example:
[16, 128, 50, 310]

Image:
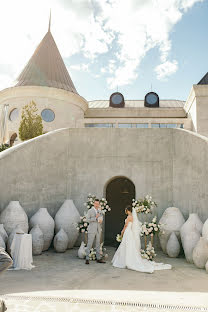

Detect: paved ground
[1, 247, 208, 311]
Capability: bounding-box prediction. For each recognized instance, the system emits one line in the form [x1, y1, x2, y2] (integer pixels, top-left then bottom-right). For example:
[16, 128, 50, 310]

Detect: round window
[9, 108, 19, 121]
[41, 109, 55, 122]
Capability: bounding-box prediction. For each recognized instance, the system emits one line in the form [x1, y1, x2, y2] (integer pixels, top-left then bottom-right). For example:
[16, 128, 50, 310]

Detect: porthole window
[144, 92, 159, 107]
[9, 108, 19, 121]
[41, 109, 55, 122]
[109, 92, 125, 108]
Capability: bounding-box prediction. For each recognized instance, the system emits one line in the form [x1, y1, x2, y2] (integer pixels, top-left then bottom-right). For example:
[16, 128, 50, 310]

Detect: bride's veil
[132, 208, 142, 251]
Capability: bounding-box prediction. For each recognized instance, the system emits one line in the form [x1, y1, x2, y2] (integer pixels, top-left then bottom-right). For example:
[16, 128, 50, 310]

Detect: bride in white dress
[112, 205, 172, 273]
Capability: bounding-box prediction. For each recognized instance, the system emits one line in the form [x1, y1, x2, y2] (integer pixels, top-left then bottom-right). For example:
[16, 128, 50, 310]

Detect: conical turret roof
[15, 29, 78, 94]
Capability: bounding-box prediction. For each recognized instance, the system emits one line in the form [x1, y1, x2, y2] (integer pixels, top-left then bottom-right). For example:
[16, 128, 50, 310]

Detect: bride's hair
[125, 205, 132, 213]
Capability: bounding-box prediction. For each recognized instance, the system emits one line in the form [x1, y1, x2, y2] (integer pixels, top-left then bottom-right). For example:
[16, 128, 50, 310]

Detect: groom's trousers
[85, 231, 101, 261]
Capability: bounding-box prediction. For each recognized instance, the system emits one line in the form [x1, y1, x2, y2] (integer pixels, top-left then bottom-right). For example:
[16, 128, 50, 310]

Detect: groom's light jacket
[86, 207, 103, 234]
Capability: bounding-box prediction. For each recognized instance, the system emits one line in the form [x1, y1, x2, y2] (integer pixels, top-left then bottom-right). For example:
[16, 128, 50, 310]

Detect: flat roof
[88, 100, 185, 109]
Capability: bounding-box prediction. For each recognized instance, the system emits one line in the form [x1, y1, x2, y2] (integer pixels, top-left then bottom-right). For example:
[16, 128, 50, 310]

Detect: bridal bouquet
[116, 234, 122, 242]
[141, 242, 156, 261]
[132, 195, 157, 214]
[76, 215, 89, 233]
[140, 216, 164, 237]
[84, 194, 111, 214]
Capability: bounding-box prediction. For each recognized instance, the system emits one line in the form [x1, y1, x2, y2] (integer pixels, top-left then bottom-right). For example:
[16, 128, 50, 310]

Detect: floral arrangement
[76, 215, 89, 233]
[140, 216, 164, 237]
[116, 234, 122, 242]
[88, 243, 108, 260]
[89, 248, 97, 260]
[84, 194, 111, 214]
[141, 242, 156, 261]
[132, 195, 157, 214]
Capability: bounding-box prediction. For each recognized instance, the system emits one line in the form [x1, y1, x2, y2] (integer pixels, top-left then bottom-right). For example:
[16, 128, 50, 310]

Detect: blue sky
[0, 0, 207, 101]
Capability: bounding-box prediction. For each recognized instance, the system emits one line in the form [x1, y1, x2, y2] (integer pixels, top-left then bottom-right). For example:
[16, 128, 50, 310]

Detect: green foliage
[19, 101, 43, 141]
[0, 144, 10, 152]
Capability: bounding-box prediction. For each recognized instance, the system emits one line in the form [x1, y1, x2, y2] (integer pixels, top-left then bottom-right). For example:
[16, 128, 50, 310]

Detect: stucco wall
[0, 128, 207, 223]
[0, 86, 88, 142]
[173, 130, 208, 222]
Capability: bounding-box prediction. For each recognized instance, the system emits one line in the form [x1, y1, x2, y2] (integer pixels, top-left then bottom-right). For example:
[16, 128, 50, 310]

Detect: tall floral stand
[144, 235, 154, 249]
[84, 232, 88, 245]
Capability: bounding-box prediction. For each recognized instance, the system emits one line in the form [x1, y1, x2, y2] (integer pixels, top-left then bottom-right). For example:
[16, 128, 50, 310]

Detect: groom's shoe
[85, 260, 89, 264]
[96, 259, 106, 263]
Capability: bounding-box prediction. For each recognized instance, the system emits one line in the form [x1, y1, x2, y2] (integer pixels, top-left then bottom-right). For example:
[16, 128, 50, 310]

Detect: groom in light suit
[85, 199, 106, 264]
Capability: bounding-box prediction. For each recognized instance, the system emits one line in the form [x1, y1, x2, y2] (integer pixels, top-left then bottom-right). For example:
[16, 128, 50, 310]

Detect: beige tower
[0, 19, 88, 145]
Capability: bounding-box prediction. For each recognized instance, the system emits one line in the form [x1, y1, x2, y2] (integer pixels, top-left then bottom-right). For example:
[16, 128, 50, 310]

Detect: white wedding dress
[112, 208, 172, 273]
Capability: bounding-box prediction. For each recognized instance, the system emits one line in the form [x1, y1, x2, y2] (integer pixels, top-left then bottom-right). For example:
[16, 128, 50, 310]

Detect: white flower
[87, 205, 90, 208]
[84, 223, 88, 227]
[81, 229, 85, 233]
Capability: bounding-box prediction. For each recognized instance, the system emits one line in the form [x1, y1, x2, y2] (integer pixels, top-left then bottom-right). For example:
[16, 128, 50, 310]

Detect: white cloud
[69, 64, 89, 72]
[0, 0, 204, 91]
[155, 60, 178, 80]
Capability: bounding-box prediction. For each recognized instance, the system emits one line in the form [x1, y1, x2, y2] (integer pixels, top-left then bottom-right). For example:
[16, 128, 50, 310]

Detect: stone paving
[1, 247, 208, 311]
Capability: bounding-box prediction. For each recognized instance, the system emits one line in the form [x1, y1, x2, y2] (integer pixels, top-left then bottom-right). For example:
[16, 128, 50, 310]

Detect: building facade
[0, 25, 208, 146]
[1, 25, 208, 245]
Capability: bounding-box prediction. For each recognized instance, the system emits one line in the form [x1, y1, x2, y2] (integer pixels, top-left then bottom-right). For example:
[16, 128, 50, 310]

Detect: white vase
[202, 219, 208, 240]
[166, 232, 180, 258]
[29, 225, 44, 256]
[78, 241, 86, 259]
[180, 213, 203, 263]
[0, 201, 28, 235]
[182, 213, 203, 234]
[53, 229, 68, 253]
[181, 229, 200, 263]
[29, 208, 55, 251]
[55, 200, 80, 249]
[7, 225, 24, 255]
[0, 224, 8, 243]
[205, 260, 208, 273]
[193, 237, 208, 269]
[0, 235, 5, 249]
[158, 207, 185, 254]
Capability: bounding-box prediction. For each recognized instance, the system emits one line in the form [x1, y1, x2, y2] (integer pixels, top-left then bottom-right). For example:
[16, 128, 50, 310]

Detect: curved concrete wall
[0, 128, 207, 223]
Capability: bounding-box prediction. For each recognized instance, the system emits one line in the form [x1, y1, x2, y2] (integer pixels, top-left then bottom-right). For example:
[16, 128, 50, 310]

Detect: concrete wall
[173, 130, 208, 222]
[0, 128, 207, 223]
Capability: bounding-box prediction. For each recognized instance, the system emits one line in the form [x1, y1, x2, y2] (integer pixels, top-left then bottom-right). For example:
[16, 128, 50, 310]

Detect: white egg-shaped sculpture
[180, 229, 200, 263]
[0, 201, 28, 235]
[202, 219, 208, 240]
[166, 232, 180, 258]
[159, 207, 185, 254]
[193, 237, 208, 269]
[53, 228, 69, 253]
[29, 208, 54, 251]
[55, 200, 80, 249]
[30, 225, 44, 255]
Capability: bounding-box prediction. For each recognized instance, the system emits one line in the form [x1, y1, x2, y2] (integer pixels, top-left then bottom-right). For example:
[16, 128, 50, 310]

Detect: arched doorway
[105, 177, 135, 246]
